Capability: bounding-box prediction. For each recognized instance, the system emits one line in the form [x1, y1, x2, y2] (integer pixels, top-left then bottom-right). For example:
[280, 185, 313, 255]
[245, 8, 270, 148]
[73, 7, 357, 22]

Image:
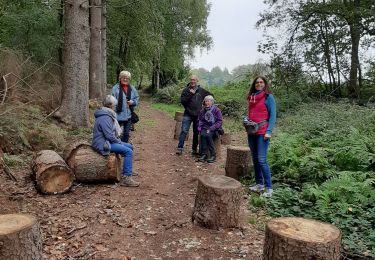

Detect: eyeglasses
[255, 81, 264, 84]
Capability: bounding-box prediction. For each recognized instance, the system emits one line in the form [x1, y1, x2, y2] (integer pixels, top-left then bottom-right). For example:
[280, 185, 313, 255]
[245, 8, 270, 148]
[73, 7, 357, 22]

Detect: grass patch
[151, 103, 183, 118]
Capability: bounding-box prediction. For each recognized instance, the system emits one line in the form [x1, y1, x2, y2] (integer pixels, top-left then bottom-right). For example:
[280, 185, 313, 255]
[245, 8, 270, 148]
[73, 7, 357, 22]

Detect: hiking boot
[261, 189, 273, 198]
[176, 147, 183, 155]
[206, 155, 216, 163]
[191, 150, 200, 157]
[120, 176, 140, 187]
[197, 154, 207, 162]
[132, 171, 139, 176]
[249, 184, 265, 192]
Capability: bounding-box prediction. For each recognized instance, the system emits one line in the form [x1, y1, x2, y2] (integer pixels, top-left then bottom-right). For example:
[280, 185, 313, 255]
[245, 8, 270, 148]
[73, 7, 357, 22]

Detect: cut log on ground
[64, 142, 121, 182]
[221, 133, 231, 145]
[213, 136, 221, 159]
[0, 214, 42, 260]
[31, 150, 74, 194]
[263, 217, 341, 260]
[192, 175, 242, 229]
[225, 146, 251, 180]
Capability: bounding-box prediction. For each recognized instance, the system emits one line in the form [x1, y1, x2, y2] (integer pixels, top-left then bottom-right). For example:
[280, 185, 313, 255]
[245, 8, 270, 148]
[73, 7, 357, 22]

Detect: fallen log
[263, 217, 341, 260]
[192, 175, 242, 229]
[31, 150, 74, 194]
[0, 214, 43, 260]
[63, 142, 121, 182]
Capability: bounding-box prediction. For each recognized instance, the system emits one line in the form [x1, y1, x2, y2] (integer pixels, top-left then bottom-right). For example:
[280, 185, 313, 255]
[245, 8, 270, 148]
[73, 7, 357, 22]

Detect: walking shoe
[261, 189, 273, 198]
[176, 147, 183, 155]
[132, 171, 139, 176]
[191, 150, 200, 157]
[197, 154, 207, 162]
[206, 155, 216, 163]
[120, 176, 140, 187]
[249, 184, 265, 192]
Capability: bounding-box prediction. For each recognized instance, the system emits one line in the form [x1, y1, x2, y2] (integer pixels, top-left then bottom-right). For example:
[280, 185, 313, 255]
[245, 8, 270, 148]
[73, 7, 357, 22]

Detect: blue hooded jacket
[92, 108, 121, 155]
[111, 83, 139, 121]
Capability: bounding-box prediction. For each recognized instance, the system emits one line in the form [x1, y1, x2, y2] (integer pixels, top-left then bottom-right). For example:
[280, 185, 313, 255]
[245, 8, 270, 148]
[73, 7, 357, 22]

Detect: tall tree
[89, 0, 102, 99]
[54, 0, 90, 127]
[101, 0, 107, 95]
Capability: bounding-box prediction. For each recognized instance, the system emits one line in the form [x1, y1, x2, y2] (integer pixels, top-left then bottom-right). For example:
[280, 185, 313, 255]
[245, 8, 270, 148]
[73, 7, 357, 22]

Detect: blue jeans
[177, 115, 199, 152]
[118, 120, 131, 143]
[248, 135, 272, 189]
[110, 142, 133, 176]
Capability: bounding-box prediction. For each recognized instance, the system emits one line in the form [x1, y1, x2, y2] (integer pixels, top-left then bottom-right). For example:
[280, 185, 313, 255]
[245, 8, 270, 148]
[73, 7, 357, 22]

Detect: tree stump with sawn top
[213, 135, 221, 158]
[31, 150, 74, 194]
[263, 217, 341, 260]
[63, 141, 121, 182]
[225, 146, 251, 180]
[192, 175, 242, 229]
[174, 111, 184, 121]
[0, 214, 42, 260]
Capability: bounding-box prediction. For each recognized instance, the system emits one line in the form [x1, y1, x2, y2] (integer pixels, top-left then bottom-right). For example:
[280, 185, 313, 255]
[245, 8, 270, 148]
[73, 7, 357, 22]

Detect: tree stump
[174, 111, 185, 140]
[31, 150, 74, 194]
[213, 136, 221, 158]
[63, 142, 121, 182]
[192, 175, 242, 229]
[221, 133, 231, 145]
[174, 111, 184, 121]
[225, 146, 251, 180]
[263, 217, 341, 260]
[0, 214, 42, 260]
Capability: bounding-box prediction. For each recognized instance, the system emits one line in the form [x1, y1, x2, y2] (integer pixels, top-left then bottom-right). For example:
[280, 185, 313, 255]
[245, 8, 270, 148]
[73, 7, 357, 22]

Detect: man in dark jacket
[176, 75, 211, 155]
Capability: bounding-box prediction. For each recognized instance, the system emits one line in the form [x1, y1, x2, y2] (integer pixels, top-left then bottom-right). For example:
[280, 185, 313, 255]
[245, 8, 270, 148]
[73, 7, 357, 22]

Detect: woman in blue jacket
[92, 95, 139, 187]
[111, 70, 139, 143]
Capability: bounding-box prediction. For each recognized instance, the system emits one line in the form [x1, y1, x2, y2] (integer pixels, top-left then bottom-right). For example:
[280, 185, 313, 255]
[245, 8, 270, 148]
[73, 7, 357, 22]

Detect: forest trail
[0, 99, 264, 259]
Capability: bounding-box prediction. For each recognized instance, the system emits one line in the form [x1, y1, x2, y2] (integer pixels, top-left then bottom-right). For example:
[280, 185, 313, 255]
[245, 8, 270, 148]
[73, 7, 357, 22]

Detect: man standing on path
[176, 75, 211, 156]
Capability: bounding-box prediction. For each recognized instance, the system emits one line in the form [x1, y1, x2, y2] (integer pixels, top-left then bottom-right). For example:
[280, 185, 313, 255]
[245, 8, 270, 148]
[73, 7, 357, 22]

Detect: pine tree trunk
[54, 0, 90, 127]
[101, 0, 107, 96]
[89, 0, 102, 99]
[31, 150, 74, 194]
[225, 146, 251, 180]
[263, 217, 341, 260]
[0, 214, 42, 260]
[64, 142, 121, 182]
[192, 175, 242, 230]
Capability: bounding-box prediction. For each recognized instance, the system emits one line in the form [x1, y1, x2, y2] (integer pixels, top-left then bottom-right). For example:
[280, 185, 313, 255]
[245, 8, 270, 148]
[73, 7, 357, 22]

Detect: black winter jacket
[180, 84, 211, 117]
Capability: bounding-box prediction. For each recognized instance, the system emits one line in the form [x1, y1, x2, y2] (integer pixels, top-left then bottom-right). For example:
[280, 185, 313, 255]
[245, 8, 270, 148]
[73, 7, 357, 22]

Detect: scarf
[204, 106, 215, 123]
[102, 107, 122, 137]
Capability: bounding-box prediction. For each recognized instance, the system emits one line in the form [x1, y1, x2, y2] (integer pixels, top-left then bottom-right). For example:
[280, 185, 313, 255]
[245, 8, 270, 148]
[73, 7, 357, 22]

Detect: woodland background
[0, 0, 374, 258]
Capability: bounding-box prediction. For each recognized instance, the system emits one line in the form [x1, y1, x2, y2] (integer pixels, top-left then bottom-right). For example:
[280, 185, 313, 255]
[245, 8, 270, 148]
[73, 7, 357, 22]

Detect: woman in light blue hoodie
[92, 95, 139, 187]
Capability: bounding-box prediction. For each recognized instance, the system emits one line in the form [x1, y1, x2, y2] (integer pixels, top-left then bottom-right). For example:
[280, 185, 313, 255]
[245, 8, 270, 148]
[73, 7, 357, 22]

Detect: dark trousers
[118, 120, 131, 143]
[200, 130, 215, 157]
[177, 114, 199, 152]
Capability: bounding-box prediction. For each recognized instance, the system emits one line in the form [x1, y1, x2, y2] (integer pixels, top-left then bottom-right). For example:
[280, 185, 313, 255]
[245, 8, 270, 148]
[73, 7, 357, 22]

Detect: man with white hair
[111, 70, 139, 143]
[176, 75, 211, 156]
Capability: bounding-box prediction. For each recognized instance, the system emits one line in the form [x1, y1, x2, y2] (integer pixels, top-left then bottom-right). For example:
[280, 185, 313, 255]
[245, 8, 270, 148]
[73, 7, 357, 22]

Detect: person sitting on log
[197, 95, 223, 163]
[92, 95, 140, 187]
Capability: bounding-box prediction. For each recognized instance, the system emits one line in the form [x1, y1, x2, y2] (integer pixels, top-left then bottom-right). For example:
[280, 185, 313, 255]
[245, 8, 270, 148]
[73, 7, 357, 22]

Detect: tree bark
[89, 0, 103, 99]
[225, 146, 251, 180]
[192, 175, 242, 230]
[64, 142, 121, 182]
[31, 150, 74, 194]
[174, 112, 188, 140]
[54, 0, 90, 127]
[0, 214, 42, 260]
[263, 217, 341, 260]
[213, 136, 221, 158]
[101, 0, 107, 96]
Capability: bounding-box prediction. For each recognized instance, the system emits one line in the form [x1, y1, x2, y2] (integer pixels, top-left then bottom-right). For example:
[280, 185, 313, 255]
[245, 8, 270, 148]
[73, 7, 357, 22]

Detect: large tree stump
[192, 175, 242, 229]
[63, 142, 121, 182]
[0, 214, 42, 260]
[221, 133, 231, 145]
[263, 217, 341, 260]
[173, 112, 188, 140]
[31, 150, 74, 194]
[225, 146, 251, 180]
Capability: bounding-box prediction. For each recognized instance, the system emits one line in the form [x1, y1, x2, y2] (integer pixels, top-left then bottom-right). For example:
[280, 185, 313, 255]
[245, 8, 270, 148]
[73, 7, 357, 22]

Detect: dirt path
[0, 99, 264, 259]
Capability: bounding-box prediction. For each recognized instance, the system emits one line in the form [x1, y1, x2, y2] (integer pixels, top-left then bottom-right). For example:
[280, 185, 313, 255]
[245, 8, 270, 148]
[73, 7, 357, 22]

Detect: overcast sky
[189, 0, 269, 73]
